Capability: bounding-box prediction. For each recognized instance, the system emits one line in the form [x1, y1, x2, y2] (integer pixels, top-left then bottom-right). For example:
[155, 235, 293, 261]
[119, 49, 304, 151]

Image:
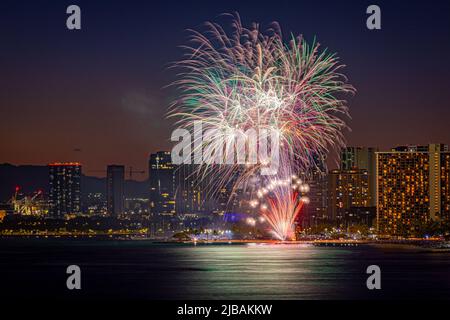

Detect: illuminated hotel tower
[328, 168, 370, 222]
[48, 162, 81, 218]
[376, 144, 450, 237]
[341, 147, 378, 206]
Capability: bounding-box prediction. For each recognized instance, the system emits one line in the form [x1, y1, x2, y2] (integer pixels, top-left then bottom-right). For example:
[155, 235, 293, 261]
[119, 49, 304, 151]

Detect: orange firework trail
[251, 175, 310, 240]
[264, 191, 304, 241]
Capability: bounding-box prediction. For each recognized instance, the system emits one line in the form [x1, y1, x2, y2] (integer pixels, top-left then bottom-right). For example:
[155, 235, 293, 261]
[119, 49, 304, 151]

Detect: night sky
[1, 0, 450, 180]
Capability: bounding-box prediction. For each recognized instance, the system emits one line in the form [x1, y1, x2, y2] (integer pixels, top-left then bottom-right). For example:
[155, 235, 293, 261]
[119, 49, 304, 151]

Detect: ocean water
[0, 239, 449, 300]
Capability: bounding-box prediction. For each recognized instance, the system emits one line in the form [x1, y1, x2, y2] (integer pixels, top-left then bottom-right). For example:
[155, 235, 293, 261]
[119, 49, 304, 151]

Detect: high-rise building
[301, 169, 328, 227]
[328, 168, 370, 224]
[341, 147, 378, 206]
[149, 152, 175, 215]
[297, 154, 328, 227]
[377, 144, 450, 237]
[107, 165, 124, 217]
[308, 171, 328, 226]
[441, 152, 450, 223]
[48, 162, 81, 218]
[174, 164, 240, 216]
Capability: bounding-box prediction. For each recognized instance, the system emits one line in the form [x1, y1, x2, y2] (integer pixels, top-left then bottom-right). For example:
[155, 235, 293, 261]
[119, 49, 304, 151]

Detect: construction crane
[9, 186, 46, 216]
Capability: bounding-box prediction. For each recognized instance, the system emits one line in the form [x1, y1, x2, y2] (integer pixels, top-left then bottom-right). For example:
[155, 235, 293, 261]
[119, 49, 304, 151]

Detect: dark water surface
[0, 239, 449, 300]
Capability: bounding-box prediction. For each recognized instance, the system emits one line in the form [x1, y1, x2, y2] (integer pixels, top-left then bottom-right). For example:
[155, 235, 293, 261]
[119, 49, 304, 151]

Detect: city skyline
[2, 142, 449, 239]
[2, 1, 450, 307]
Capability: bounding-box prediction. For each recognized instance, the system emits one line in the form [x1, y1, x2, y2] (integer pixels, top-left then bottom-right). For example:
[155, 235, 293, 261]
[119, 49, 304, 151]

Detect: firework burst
[169, 13, 354, 239]
[250, 175, 310, 240]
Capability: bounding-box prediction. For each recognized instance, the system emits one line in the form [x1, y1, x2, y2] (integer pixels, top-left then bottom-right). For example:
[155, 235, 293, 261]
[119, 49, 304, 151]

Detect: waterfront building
[107, 165, 125, 217]
[341, 146, 378, 206]
[377, 144, 450, 237]
[328, 168, 370, 224]
[149, 152, 175, 215]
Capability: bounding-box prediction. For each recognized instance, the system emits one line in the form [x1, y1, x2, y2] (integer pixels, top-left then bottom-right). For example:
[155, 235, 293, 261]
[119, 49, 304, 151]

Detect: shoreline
[1, 235, 449, 250]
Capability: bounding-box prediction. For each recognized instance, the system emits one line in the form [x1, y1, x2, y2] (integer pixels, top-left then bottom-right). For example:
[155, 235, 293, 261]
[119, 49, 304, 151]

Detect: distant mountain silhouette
[0, 163, 149, 202]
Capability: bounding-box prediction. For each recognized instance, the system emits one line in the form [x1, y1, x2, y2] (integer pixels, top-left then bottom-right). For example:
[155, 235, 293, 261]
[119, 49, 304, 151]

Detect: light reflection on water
[150, 243, 450, 299]
[1, 240, 450, 299]
[168, 244, 362, 299]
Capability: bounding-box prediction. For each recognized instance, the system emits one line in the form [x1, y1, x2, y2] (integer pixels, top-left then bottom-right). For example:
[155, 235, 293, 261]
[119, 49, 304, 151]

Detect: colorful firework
[169, 13, 354, 239]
